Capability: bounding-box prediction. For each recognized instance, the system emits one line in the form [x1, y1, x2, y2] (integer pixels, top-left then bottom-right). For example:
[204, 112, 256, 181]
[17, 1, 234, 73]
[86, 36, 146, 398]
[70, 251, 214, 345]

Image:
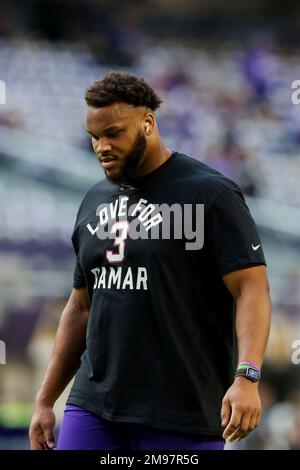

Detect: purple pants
[57, 404, 224, 450]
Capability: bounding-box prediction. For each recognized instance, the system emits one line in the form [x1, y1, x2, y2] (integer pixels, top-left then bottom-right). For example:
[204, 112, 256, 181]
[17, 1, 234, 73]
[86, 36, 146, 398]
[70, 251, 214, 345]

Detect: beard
[105, 130, 147, 185]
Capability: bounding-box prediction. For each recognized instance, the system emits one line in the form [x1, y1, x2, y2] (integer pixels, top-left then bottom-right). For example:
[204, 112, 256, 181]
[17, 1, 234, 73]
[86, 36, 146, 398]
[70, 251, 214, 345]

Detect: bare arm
[29, 287, 89, 450]
[220, 265, 272, 442]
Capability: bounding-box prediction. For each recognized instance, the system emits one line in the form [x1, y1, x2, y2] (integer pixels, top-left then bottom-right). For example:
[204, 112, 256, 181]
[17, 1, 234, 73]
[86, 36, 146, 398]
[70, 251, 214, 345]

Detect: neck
[136, 138, 172, 177]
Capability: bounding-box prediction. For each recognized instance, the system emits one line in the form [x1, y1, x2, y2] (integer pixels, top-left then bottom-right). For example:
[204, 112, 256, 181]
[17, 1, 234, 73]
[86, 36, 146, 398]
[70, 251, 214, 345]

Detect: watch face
[246, 368, 260, 380]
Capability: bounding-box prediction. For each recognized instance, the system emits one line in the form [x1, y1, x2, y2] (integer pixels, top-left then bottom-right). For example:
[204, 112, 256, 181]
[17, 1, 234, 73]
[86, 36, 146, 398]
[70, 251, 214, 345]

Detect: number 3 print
[105, 221, 129, 263]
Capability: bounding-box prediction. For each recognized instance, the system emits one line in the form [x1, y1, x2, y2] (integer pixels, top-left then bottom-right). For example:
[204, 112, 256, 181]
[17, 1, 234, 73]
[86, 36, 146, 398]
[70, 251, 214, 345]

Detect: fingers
[222, 405, 242, 440]
[29, 424, 43, 450]
[30, 435, 55, 450]
[44, 430, 56, 449]
[223, 422, 241, 441]
[30, 440, 45, 450]
[227, 413, 250, 442]
[29, 423, 56, 451]
[248, 413, 258, 435]
[255, 411, 261, 428]
[30, 432, 48, 450]
[221, 398, 231, 428]
[223, 410, 260, 442]
[236, 411, 260, 441]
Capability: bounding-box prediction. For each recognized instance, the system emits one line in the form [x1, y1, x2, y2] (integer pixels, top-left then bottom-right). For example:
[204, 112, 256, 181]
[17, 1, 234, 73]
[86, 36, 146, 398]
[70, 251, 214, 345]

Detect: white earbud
[145, 123, 151, 134]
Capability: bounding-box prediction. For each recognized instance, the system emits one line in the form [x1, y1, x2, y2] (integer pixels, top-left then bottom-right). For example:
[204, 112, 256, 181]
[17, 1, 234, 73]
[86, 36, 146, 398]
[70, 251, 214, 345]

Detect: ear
[143, 112, 154, 135]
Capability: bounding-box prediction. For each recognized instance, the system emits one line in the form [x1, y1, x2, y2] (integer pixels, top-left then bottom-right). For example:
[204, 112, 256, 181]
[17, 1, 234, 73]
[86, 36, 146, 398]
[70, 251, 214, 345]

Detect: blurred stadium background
[1, 0, 300, 450]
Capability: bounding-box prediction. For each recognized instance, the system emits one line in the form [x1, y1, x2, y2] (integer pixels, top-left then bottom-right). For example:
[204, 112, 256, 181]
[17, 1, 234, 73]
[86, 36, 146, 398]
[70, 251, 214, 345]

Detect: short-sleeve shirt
[67, 151, 266, 436]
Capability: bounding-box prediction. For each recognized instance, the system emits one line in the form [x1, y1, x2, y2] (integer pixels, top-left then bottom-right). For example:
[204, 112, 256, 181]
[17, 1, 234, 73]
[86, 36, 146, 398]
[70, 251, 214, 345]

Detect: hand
[221, 376, 261, 442]
[29, 404, 56, 450]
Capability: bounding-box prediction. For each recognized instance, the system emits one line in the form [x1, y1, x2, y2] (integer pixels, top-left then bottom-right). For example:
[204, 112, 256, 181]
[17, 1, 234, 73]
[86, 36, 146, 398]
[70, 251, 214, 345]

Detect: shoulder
[174, 152, 242, 204]
[77, 178, 113, 213]
[72, 178, 113, 234]
[72, 178, 112, 244]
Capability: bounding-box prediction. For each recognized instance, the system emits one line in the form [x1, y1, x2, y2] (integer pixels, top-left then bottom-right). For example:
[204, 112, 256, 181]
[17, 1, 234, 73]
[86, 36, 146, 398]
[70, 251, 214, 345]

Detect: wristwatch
[235, 366, 261, 382]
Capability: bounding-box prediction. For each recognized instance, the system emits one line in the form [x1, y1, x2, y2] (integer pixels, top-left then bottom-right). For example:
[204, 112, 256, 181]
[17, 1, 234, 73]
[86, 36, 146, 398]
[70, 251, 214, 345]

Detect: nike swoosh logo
[252, 244, 261, 251]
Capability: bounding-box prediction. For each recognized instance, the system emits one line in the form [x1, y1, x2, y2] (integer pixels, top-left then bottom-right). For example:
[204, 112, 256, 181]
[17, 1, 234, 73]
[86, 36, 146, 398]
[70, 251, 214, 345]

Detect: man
[29, 72, 271, 450]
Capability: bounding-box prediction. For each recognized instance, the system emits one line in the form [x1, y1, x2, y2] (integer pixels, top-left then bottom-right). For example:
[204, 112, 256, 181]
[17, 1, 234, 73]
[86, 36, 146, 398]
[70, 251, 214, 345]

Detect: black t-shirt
[67, 151, 266, 436]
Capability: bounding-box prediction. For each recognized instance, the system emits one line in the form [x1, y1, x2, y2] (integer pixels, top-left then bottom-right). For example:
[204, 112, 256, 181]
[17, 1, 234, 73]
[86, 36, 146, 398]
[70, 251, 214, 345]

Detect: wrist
[35, 392, 55, 409]
[235, 361, 261, 383]
[234, 374, 259, 387]
[237, 360, 261, 370]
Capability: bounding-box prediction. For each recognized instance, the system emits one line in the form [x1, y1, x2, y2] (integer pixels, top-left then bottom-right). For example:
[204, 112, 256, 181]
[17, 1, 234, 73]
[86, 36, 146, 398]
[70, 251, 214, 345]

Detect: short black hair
[85, 72, 163, 111]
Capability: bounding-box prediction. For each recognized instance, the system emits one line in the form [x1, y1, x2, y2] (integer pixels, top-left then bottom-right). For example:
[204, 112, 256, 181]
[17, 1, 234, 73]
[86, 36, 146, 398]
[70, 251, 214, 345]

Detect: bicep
[222, 264, 270, 300]
[67, 287, 90, 315]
